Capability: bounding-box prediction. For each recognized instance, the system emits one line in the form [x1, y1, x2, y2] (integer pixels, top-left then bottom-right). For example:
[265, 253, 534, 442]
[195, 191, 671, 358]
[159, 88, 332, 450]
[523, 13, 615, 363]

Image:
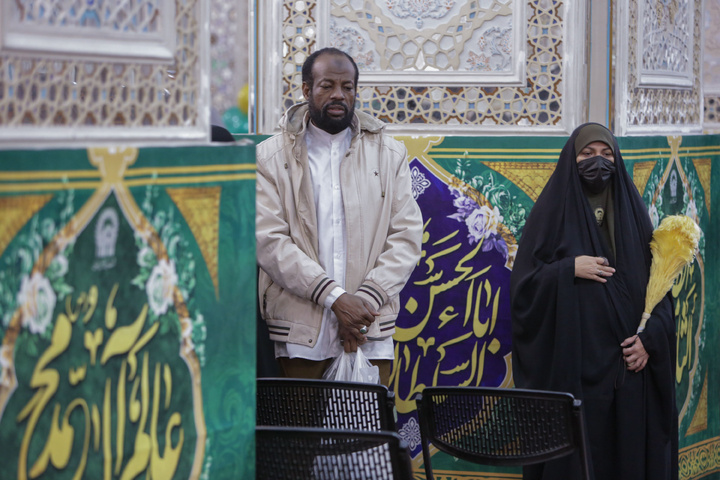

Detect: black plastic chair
[416, 386, 591, 480]
[256, 426, 413, 480]
[257, 377, 396, 431]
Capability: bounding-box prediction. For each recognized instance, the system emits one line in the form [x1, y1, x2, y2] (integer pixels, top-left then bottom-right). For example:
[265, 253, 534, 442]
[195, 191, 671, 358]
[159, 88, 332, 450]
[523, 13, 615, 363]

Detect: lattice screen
[9, 1, 163, 32]
[257, 0, 585, 135]
[704, 97, 720, 126]
[0, 0, 207, 146]
[615, 0, 703, 135]
[703, 0, 720, 132]
[323, 0, 525, 83]
[638, 0, 693, 87]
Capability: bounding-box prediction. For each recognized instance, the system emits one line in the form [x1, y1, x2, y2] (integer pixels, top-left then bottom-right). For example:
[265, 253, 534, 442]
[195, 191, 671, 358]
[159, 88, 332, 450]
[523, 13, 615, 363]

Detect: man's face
[302, 54, 356, 134]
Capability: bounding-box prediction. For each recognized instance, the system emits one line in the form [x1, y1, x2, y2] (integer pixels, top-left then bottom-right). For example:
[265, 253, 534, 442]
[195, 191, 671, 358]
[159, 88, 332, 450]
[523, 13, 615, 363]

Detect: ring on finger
[359, 326, 368, 334]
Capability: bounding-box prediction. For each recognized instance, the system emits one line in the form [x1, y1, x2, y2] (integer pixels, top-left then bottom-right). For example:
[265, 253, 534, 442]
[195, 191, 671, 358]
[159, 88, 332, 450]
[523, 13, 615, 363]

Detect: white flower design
[648, 204, 660, 229]
[50, 255, 68, 278]
[17, 272, 56, 335]
[137, 244, 156, 268]
[146, 259, 178, 316]
[684, 199, 698, 222]
[180, 313, 206, 356]
[411, 166, 431, 199]
[466, 205, 503, 244]
[0, 345, 12, 387]
[398, 416, 422, 450]
[181, 317, 195, 350]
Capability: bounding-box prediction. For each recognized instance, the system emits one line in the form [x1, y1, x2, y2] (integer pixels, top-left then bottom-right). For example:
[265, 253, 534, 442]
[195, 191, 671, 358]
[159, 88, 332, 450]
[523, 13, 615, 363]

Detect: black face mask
[577, 155, 616, 193]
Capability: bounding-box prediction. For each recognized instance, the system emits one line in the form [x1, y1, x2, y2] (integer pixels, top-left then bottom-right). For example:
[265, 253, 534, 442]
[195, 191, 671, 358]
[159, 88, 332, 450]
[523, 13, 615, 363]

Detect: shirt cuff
[324, 286, 346, 310]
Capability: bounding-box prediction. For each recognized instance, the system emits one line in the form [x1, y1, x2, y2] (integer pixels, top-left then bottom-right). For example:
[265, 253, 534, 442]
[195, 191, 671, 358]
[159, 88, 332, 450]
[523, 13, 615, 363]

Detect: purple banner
[392, 158, 515, 459]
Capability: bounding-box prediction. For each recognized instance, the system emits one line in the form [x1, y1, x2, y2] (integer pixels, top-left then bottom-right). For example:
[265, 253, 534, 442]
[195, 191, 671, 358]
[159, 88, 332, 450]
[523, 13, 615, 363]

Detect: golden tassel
[637, 215, 701, 333]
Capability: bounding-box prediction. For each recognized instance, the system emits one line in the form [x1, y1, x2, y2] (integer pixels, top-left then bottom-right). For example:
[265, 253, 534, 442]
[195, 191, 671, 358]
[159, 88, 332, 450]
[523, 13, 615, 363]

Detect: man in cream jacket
[256, 48, 422, 386]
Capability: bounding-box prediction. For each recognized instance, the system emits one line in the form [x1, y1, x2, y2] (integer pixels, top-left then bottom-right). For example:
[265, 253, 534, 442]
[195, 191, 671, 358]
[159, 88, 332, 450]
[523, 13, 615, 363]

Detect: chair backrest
[416, 386, 591, 480]
[257, 377, 396, 431]
[256, 426, 413, 480]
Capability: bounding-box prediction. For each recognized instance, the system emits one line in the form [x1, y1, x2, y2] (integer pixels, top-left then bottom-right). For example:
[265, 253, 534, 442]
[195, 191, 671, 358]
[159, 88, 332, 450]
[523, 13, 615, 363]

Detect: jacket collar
[279, 102, 385, 138]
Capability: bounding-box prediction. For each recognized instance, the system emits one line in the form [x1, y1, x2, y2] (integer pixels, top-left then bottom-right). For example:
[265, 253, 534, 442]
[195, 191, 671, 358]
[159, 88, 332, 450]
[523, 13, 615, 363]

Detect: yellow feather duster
[637, 215, 701, 333]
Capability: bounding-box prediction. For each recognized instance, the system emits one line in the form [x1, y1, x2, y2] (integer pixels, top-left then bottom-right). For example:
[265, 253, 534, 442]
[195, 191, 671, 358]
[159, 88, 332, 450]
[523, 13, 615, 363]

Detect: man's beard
[308, 100, 354, 134]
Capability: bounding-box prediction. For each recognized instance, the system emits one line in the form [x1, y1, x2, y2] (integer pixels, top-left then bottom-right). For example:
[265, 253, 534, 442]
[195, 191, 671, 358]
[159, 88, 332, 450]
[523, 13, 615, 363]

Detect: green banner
[0, 145, 256, 479]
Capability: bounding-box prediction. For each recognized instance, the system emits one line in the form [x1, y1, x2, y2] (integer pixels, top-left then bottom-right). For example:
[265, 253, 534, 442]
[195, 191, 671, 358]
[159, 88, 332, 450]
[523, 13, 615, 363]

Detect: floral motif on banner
[410, 165, 432, 199]
[0, 191, 76, 357]
[134, 186, 208, 367]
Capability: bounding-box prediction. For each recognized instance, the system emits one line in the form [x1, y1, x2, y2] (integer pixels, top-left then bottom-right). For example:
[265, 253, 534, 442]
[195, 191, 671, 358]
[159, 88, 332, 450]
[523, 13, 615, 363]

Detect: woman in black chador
[510, 123, 677, 480]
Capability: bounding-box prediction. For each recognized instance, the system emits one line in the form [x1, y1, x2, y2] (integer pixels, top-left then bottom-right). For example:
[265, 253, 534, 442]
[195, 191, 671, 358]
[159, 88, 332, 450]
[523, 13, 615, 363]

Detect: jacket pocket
[262, 280, 282, 319]
[263, 281, 316, 321]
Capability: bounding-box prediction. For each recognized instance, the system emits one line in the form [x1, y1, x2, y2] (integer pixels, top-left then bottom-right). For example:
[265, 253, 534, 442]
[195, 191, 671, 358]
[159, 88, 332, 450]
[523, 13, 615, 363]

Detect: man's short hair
[301, 47, 359, 88]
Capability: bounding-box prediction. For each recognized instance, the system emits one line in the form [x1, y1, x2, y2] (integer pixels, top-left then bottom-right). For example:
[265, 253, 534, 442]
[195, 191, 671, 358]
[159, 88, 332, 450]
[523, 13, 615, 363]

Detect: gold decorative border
[412, 469, 521, 480]
[685, 373, 708, 436]
[167, 187, 222, 298]
[679, 437, 720, 479]
[0, 195, 53, 258]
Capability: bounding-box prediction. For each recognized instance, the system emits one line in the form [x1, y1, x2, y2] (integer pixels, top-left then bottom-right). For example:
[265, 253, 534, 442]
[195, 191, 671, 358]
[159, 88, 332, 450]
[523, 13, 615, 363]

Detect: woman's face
[576, 141, 614, 163]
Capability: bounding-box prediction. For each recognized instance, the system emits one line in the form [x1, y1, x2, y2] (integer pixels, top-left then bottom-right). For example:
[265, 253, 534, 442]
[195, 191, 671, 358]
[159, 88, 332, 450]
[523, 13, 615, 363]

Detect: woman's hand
[621, 335, 648, 372]
[575, 255, 615, 283]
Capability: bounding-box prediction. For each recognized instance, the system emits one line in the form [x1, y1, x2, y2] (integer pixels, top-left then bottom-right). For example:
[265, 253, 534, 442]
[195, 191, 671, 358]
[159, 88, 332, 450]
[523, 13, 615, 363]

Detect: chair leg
[573, 402, 592, 480]
[418, 418, 435, 479]
[420, 439, 434, 480]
